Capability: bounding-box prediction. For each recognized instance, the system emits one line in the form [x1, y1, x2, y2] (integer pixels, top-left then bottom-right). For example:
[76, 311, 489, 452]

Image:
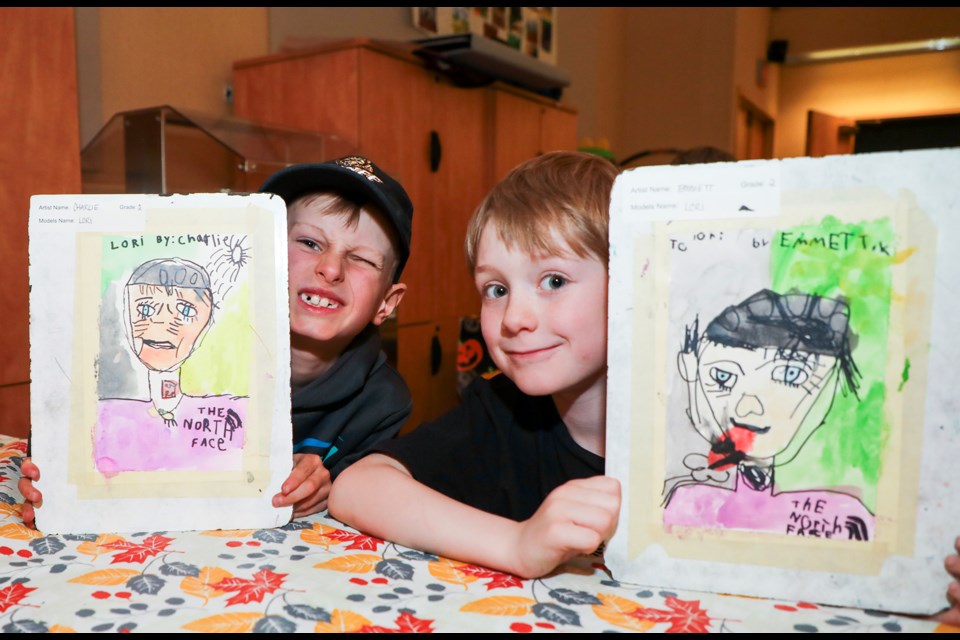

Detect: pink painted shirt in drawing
[94, 395, 247, 477]
[663, 471, 875, 541]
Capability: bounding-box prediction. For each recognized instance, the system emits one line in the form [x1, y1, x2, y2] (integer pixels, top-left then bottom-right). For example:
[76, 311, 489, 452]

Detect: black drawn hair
[685, 289, 861, 398]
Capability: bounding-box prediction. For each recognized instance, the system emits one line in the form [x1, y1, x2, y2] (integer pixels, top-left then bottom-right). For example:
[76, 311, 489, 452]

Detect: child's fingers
[947, 554, 960, 580]
[17, 478, 42, 506]
[20, 459, 39, 481]
[21, 502, 36, 529]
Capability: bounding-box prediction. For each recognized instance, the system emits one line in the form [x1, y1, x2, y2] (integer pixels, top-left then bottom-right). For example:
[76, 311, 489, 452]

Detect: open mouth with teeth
[300, 292, 340, 309]
[142, 339, 176, 350]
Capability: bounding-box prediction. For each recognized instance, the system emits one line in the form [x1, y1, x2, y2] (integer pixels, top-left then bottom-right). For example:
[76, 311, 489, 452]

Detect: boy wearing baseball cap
[262, 155, 414, 518]
[19, 155, 414, 523]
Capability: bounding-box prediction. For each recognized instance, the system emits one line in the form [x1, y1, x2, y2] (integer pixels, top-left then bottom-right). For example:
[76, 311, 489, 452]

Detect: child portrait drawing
[94, 237, 252, 477]
[662, 288, 874, 540]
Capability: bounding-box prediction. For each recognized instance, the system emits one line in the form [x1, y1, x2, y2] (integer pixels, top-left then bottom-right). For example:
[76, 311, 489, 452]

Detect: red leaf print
[358, 612, 435, 633]
[322, 529, 385, 551]
[0, 582, 36, 613]
[454, 565, 523, 590]
[210, 568, 287, 606]
[6, 441, 27, 454]
[481, 573, 524, 590]
[629, 597, 712, 633]
[394, 611, 435, 633]
[104, 535, 174, 564]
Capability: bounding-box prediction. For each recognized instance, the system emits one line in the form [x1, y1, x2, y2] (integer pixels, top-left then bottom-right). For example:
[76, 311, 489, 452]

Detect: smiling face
[474, 223, 608, 401]
[127, 284, 213, 372]
[286, 194, 406, 361]
[695, 340, 839, 461]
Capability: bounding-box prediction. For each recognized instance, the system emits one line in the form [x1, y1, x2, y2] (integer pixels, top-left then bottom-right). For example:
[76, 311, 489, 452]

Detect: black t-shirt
[369, 374, 605, 521]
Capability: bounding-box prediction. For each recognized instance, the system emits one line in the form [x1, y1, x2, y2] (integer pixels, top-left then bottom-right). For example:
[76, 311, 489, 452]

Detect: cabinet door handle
[429, 130, 442, 173]
[430, 330, 442, 376]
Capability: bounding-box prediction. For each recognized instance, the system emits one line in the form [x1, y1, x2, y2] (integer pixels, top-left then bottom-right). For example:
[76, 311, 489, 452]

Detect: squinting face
[287, 198, 404, 360]
[127, 284, 212, 372]
[695, 340, 838, 461]
[474, 224, 608, 401]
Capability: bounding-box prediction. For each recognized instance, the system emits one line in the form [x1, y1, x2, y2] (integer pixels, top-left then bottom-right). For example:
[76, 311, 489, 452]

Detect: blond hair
[465, 151, 618, 273]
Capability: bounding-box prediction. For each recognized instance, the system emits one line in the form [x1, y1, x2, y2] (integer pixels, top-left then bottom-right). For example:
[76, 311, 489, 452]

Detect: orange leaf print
[76, 534, 126, 559]
[300, 523, 341, 548]
[181, 612, 263, 633]
[200, 529, 253, 538]
[460, 595, 536, 616]
[428, 558, 479, 588]
[0, 503, 22, 521]
[313, 554, 380, 573]
[68, 568, 140, 586]
[48, 624, 77, 633]
[181, 566, 233, 605]
[593, 593, 654, 632]
[314, 609, 372, 633]
[0, 523, 42, 541]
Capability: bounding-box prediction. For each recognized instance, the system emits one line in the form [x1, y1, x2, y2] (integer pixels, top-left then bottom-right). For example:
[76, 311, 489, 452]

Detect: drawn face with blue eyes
[126, 284, 213, 372]
[695, 340, 839, 460]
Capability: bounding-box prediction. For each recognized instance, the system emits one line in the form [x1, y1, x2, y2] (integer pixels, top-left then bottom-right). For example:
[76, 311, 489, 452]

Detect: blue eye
[772, 365, 808, 386]
[540, 274, 567, 291]
[137, 303, 156, 319]
[483, 283, 508, 299]
[709, 367, 737, 390]
[177, 301, 198, 319]
[297, 238, 320, 251]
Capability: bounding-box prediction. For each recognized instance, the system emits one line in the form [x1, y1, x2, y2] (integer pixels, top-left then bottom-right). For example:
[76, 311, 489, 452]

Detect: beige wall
[770, 7, 960, 53]
[615, 8, 737, 160]
[771, 7, 960, 158]
[776, 51, 960, 159]
[79, 7, 268, 147]
[74, 8, 960, 160]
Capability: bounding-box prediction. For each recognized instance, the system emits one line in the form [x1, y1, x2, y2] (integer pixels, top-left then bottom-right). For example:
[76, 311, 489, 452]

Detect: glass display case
[81, 105, 356, 194]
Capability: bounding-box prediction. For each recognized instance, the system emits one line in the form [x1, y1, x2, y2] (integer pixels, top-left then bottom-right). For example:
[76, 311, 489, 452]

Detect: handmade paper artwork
[604, 149, 960, 614]
[29, 193, 293, 534]
[94, 243, 249, 476]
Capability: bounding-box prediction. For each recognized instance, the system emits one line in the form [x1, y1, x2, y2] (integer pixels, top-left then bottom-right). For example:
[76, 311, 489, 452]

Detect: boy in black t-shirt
[328, 151, 960, 624]
[329, 151, 621, 579]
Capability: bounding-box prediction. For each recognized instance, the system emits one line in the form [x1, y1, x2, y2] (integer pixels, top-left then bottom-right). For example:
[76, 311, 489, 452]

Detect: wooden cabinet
[232, 38, 577, 426]
[492, 87, 578, 182]
[0, 8, 82, 439]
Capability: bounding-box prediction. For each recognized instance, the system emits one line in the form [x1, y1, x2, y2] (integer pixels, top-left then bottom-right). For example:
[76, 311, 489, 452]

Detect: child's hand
[272, 453, 331, 519]
[934, 536, 960, 627]
[17, 458, 42, 530]
[509, 475, 621, 579]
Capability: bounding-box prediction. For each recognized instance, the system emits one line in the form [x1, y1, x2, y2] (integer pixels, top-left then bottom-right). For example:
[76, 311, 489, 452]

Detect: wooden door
[0, 8, 81, 439]
[539, 104, 578, 155]
[806, 110, 856, 157]
[492, 90, 543, 182]
[430, 78, 488, 321]
[358, 49, 436, 326]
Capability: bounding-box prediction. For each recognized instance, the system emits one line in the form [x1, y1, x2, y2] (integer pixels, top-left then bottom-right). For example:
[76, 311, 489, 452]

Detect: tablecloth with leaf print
[0, 437, 951, 633]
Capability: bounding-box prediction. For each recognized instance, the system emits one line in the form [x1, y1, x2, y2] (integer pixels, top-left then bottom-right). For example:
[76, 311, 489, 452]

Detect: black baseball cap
[259, 155, 413, 281]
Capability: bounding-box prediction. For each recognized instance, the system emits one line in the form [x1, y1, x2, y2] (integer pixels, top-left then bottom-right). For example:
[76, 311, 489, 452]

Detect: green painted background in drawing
[769, 216, 895, 513]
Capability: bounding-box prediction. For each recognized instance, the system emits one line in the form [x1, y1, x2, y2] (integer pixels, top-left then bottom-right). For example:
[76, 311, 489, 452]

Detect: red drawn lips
[142, 339, 175, 350]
